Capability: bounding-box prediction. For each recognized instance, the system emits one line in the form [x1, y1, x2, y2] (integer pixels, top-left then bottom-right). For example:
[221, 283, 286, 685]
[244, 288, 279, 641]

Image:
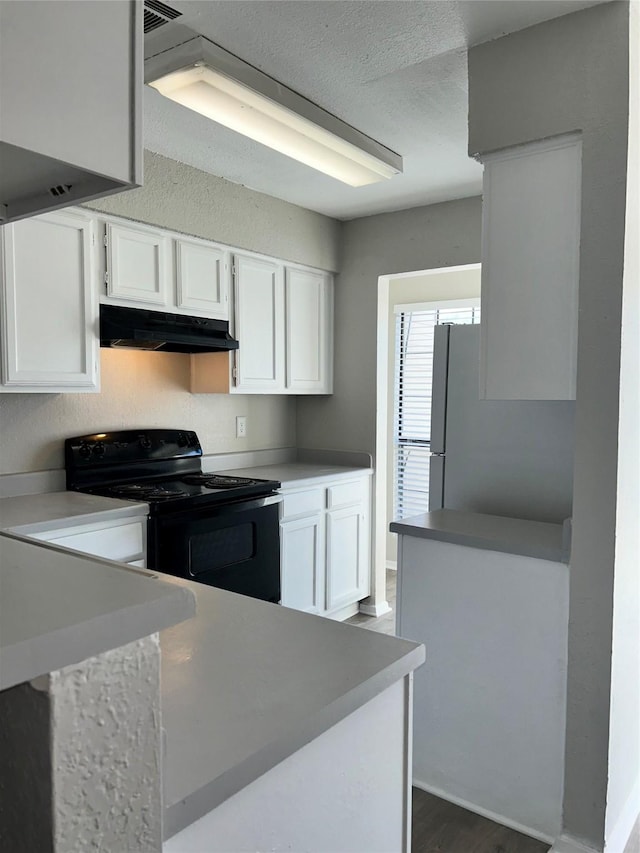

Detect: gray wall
[468, 4, 631, 849]
[87, 150, 341, 272]
[297, 197, 483, 457]
[0, 151, 340, 475]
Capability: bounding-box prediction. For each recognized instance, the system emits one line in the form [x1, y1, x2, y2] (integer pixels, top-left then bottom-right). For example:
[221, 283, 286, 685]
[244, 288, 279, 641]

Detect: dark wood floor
[411, 788, 550, 853]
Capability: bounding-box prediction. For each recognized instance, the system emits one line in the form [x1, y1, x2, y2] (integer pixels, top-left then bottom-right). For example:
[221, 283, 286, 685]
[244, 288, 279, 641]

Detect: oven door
[148, 495, 282, 603]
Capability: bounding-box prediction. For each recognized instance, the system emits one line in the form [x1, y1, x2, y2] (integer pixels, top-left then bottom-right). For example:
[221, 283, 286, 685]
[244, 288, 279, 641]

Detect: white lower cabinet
[280, 512, 324, 614]
[326, 504, 368, 612]
[280, 475, 371, 619]
[29, 516, 146, 567]
[0, 208, 99, 392]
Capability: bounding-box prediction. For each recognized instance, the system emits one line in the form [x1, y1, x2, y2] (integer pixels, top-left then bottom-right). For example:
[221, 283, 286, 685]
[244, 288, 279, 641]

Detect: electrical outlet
[236, 416, 247, 438]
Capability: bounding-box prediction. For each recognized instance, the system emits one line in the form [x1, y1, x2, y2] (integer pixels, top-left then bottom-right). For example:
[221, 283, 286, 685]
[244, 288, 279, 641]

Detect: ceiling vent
[143, 0, 182, 34]
[49, 184, 73, 198]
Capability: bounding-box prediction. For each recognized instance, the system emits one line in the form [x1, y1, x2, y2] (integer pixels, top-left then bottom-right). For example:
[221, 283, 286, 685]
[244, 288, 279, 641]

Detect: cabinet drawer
[327, 480, 365, 509]
[35, 521, 145, 562]
[280, 488, 325, 520]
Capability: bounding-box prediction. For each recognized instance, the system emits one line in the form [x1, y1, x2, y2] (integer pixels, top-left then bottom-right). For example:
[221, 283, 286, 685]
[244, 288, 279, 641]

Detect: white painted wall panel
[480, 136, 581, 400]
[398, 535, 568, 841]
[163, 679, 409, 853]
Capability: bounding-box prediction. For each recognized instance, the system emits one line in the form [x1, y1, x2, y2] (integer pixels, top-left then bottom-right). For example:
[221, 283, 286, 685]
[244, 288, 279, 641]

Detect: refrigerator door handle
[429, 325, 450, 455]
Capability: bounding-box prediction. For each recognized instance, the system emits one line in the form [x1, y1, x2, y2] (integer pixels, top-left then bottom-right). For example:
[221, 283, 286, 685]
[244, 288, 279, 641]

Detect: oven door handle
[261, 494, 283, 507]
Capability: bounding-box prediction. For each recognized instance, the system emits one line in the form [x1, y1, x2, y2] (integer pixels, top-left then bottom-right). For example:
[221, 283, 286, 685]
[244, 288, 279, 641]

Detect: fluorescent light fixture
[145, 36, 402, 187]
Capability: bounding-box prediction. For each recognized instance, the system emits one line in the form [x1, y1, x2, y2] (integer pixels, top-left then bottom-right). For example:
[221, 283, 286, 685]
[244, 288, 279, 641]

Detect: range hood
[100, 305, 239, 354]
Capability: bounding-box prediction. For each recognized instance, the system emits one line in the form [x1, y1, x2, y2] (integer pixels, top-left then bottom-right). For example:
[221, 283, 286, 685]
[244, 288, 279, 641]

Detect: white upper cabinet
[100, 216, 230, 320]
[229, 254, 333, 395]
[176, 237, 228, 319]
[105, 221, 171, 307]
[0, 209, 99, 392]
[479, 134, 581, 400]
[285, 268, 333, 394]
[0, 1, 142, 223]
[233, 255, 286, 391]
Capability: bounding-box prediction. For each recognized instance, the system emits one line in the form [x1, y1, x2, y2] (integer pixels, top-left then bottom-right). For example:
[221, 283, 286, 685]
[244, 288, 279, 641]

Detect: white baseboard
[386, 560, 397, 571]
[606, 777, 640, 853]
[412, 778, 555, 845]
[550, 834, 601, 853]
[325, 602, 360, 622]
[359, 600, 392, 617]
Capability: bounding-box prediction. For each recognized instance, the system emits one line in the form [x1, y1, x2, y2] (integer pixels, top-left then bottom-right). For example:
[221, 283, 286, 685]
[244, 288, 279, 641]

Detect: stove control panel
[65, 429, 202, 470]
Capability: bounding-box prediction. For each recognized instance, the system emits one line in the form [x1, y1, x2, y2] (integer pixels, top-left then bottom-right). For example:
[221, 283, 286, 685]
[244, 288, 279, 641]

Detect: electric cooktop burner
[109, 484, 189, 500]
[181, 473, 262, 488]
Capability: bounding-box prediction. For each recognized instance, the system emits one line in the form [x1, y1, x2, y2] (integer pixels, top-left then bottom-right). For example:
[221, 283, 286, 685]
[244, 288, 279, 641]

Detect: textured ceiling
[143, 0, 608, 220]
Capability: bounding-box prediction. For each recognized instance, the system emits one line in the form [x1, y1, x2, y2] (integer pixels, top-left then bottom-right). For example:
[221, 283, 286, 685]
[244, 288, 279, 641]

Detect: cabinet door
[326, 504, 369, 612]
[285, 268, 333, 393]
[0, 209, 99, 391]
[280, 513, 324, 614]
[176, 238, 229, 319]
[105, 221, 171, 307]
[480, 135, 581, 400]
[0, 1, 142, 223]
[233, 254, 285, 391]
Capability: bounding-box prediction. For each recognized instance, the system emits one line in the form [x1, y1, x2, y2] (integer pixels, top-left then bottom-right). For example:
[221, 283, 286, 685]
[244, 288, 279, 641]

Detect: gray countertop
[391, 509, 569, 563]
[0, 486, 424, 843]
[0, 532, 195, 691]
[158, 575, 424, 839]
[0, 490, 148, 534]
[217, 462, 373, 489]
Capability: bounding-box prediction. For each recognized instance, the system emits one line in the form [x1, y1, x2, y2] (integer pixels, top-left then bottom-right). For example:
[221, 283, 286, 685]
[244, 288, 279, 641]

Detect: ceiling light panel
[145, 36, 402, 187]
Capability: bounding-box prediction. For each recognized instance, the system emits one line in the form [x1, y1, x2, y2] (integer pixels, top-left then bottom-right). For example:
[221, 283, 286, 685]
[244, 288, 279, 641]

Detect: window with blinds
[394, 303, 480, 520]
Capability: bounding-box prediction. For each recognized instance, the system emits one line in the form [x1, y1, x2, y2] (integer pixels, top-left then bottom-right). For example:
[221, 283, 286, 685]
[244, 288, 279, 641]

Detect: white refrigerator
[428, 324, 575, 523]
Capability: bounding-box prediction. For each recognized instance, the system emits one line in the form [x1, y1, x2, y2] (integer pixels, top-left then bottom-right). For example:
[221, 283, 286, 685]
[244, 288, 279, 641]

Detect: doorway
[372, 265, 481, 616]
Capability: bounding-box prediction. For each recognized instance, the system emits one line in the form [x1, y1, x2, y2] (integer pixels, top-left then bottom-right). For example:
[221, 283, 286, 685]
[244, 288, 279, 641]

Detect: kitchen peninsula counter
[0, 488, 424, 849]
[0, 531, 195, 691]
[158, 574, 424, 840]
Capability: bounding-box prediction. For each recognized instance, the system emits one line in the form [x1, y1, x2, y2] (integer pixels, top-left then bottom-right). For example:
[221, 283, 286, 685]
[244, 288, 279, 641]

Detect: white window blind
[394, 303, 480, 520]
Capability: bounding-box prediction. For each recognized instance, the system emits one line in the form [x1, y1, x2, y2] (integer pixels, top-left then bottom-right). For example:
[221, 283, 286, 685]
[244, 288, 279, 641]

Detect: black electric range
[65, 429, 282, 602]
